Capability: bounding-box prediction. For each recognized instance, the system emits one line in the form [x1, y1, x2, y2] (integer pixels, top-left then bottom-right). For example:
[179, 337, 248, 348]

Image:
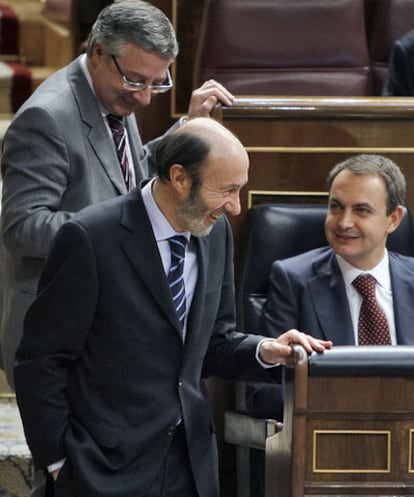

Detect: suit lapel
[68, 58, 126, 194]
[390, 254, 414, 344]
[184, 235, 209, 347]
[309, 249, 355, 344]
[119, 192, 182, 333]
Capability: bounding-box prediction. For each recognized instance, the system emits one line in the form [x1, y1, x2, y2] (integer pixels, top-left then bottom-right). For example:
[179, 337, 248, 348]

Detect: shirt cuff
[47, 458, 66, 473]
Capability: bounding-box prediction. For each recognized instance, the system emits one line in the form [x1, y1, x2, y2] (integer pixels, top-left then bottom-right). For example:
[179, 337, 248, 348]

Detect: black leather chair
[227, 203, 414, 497]
[237, 202, 414, 334]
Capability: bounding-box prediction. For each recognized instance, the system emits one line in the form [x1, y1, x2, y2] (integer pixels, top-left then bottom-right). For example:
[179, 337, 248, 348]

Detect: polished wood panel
[212, 96, 414, 262]
[265, 346, 414, 497]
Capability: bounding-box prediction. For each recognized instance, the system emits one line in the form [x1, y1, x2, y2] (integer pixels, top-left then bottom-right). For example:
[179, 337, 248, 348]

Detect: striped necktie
[167, 235, 188, 335]
[352, 274, 391, 345]
[107, 114, 134, 191]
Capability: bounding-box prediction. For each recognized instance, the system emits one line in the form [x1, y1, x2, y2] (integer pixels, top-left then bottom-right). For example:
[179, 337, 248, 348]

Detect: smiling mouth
[209, 212, 221, 221]
[334, 232, 359, 240]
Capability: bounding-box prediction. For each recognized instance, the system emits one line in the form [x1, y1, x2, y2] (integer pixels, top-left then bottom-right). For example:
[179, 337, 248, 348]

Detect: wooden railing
[212, 96, 414, 260]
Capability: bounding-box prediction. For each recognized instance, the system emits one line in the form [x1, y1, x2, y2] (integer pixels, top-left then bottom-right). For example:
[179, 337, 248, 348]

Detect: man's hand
[259, 329, 333, 365]
[187, 79, 234, 119]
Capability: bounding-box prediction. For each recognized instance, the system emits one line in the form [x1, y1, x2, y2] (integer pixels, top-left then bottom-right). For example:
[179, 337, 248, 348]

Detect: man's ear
[387, 205, 404, 234]
[91, 42, 104, 64]
[169, 163, 191, 194]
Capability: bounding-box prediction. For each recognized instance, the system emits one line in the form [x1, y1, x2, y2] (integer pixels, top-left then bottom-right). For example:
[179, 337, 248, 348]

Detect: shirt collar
[336, 250, 391, 291]
[79, 53, 111, 119]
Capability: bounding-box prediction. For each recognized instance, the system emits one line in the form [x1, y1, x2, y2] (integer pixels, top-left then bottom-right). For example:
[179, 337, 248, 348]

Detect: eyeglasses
[111, 55, 173, 93]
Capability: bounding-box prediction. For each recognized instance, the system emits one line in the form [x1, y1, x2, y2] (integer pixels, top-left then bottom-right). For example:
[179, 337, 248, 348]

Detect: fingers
[278, 329, 333, 354]
[198, 79, 235, 104]
[260, 330, 332, 366]
[187, 79, 235, 119]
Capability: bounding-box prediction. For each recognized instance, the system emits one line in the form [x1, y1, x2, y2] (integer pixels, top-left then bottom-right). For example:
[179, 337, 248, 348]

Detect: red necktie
[107, 114, 134, 191]
[352, 274, 391, 345]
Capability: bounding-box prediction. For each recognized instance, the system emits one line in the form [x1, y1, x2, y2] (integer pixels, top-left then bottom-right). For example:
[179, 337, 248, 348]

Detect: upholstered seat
[193, 0, 371, 96]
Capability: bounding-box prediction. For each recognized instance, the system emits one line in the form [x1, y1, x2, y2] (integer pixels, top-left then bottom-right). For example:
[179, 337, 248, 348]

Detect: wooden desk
[266, 345, 414, 497]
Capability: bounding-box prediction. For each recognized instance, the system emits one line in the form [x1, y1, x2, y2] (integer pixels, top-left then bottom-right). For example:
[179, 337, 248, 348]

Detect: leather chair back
[194, 0, 371, 96]
[238, 204, 414, 334]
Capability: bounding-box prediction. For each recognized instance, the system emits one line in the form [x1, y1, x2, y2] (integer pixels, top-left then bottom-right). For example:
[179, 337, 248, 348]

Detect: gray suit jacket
[14, 190, 279, 497]
[0, 55, 163, 385]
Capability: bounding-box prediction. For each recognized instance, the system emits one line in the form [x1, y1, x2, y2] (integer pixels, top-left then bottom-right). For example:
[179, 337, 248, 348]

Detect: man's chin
[190, 224, 213, 237]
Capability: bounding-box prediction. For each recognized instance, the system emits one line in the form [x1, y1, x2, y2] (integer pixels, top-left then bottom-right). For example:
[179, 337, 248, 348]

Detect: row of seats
[0, 0, 110, 114]
[193, 0, 414, 96]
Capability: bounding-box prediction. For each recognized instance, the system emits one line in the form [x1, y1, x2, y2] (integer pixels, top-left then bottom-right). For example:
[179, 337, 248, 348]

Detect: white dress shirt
[336, 251, 396, 345]
[141, 179, 197, 340]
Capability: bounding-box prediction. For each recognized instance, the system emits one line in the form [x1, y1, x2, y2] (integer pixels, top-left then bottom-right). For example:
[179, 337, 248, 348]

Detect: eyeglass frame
[110, 55, 173, 93]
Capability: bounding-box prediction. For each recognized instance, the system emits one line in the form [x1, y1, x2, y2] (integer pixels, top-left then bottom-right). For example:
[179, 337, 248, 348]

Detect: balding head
[153, 117, 249, 234]
[156, 117, 248, 187]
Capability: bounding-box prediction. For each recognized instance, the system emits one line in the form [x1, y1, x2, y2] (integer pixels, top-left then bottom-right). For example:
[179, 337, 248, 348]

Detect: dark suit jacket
[0, 55, 170, 385]
[14, 189, 279, 497]
[247, 246, 414, 419]
[382, 29, 414, 96]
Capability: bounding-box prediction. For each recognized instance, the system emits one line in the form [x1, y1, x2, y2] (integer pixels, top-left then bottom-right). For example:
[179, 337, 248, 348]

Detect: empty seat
[193, 0, 371, 96]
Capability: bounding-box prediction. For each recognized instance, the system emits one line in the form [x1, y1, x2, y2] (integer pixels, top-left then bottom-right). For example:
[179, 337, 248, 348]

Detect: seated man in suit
[382, 29, 414, 96]
[247, 153, 414, 497]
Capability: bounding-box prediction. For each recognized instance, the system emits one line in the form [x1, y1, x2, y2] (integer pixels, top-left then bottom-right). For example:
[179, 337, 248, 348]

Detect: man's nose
[132, 88, 152, 106]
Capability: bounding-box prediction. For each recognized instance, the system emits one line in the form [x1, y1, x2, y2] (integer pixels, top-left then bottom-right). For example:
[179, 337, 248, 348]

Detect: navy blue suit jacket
[247, 246, 414, 420]
[383, 29, 414, 96]
[14, 189, 280, 497]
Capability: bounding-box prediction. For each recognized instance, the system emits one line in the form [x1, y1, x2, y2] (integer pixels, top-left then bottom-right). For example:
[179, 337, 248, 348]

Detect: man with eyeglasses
[0, 1, 233, 495]
[0, 0, 233, 383]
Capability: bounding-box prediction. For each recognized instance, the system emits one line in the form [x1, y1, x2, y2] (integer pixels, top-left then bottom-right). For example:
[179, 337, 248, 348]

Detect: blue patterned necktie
[107, 114, 133, 191]
[167, 236, 188, 334]
[352, 274, 391, 345]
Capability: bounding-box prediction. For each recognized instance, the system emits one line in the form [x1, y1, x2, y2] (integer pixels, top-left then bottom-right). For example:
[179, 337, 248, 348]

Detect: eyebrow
[329, 197, 373, 209]
[224, 182, 247, 190]
[126, 69, 168, 85]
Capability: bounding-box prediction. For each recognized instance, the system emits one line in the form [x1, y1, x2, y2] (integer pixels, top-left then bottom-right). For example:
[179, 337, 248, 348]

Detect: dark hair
[327, 154, 406, 215]
[87, 0, 178, 59]
[155, 130, 211, 189]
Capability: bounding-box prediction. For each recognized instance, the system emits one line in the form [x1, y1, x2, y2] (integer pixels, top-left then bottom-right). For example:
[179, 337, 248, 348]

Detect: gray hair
[327, 154, 406, 215]
[86, 0, 179, 59]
